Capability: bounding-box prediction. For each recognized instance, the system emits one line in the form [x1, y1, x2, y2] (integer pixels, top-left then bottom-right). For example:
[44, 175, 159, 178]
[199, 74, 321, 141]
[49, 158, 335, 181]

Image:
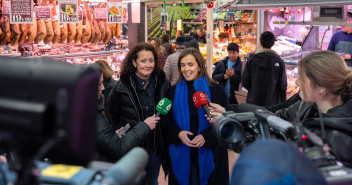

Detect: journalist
[209, 51, 352, 166]
[94, 71, 159, 162]
[107, 43, 170, 185]
[161, 48, 230, 185]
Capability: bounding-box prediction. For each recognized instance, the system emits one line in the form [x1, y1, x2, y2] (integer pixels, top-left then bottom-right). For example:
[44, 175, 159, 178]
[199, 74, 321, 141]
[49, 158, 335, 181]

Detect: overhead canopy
[219, 0, 352, 9]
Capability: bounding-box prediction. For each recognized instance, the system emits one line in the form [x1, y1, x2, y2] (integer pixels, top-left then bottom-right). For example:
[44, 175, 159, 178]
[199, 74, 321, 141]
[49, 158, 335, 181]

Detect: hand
[223, 73, 230, 80]
[209, 102, 225, 114]
[344, 54, 351, 60]
[115, 127, 124, 138]
[178, 131, 196, 147]
[144, 115, 160, 130]
[226, 68, 235, 77]
[191, 135, 205, 148]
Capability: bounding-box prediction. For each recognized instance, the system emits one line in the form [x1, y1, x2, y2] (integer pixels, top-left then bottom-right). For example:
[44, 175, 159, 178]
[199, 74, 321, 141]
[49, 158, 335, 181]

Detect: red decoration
[207, 2, 213, 8]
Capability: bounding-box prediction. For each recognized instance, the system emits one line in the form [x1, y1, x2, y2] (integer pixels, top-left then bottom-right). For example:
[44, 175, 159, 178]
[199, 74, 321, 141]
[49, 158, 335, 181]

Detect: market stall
[0, 0, 128, 79]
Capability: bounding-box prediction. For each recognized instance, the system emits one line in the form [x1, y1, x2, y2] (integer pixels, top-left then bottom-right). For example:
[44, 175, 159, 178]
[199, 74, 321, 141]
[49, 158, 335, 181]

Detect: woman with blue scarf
[162, 48, 230, 185]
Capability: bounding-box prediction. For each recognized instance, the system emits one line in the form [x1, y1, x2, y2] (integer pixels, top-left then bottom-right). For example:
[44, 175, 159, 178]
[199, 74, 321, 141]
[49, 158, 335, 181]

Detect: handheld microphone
[194, 78, 210, 104]
[101, 147, 148, 185]
[193, 92, 212, 119]
[155, 97, 172, 118]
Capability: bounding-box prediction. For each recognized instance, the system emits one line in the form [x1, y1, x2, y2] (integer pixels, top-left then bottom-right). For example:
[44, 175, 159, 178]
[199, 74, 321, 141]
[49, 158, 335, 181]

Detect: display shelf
[273, 21, 352, 26]
[25, 49, 129, 59]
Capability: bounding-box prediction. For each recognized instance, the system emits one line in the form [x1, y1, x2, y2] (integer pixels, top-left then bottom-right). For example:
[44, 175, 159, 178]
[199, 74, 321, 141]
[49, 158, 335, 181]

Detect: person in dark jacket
[94, 72, 159, 162]
[94, 60, 116, 107]
[242, 31, 287, 107]
[274, 51, 352, 166]
[212, 43, 243, 104]
[162, 48, 229, 185]
[193, 27, 206, 44]
[107, 43, 170, 185]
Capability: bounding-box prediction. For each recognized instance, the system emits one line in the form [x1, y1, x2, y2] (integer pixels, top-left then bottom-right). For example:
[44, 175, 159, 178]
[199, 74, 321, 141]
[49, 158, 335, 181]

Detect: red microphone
[193, 92, 212, 119]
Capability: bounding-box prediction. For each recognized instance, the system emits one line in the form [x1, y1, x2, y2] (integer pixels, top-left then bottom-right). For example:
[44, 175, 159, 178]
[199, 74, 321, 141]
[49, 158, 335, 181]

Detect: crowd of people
[2, 20, 349, 185]
[89, 24, 352, 184]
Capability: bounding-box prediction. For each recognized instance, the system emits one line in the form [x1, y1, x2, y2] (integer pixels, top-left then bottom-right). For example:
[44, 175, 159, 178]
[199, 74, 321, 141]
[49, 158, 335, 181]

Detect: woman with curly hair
[107, 42, 170, 185]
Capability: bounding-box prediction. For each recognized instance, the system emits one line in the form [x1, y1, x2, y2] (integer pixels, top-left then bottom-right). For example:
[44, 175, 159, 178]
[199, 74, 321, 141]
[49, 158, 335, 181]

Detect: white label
[329, 170, 348, 177]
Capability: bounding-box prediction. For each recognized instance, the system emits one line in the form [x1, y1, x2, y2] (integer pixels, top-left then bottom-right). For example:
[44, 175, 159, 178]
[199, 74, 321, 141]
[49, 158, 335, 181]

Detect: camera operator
[208, 51, 352, 167]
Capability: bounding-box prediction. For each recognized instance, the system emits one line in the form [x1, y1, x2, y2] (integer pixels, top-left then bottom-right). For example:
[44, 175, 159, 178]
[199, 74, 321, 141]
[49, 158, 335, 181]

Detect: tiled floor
[158, 150, 240, 185]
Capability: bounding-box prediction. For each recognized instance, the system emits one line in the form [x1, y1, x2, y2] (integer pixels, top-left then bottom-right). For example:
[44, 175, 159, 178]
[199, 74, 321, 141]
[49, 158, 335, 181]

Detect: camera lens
[213, 116, 246, 143]
[221, 123, 234, 139]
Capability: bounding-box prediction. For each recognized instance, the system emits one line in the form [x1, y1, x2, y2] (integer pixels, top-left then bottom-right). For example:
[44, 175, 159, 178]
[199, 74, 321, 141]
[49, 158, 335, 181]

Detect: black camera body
[213, 109, 352, 184]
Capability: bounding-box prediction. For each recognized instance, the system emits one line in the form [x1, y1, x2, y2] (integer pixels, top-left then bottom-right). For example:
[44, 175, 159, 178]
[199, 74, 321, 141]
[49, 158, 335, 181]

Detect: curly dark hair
[120, 42, 160, 76]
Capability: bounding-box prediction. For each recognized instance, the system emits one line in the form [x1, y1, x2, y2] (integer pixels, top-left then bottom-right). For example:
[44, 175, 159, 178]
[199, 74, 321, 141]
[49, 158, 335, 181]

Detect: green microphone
[155, 97, 172, 117]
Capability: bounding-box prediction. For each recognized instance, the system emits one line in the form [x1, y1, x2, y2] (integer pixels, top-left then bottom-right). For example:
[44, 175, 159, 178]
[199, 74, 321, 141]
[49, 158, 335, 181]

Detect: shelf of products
[26, 49, 128, 80]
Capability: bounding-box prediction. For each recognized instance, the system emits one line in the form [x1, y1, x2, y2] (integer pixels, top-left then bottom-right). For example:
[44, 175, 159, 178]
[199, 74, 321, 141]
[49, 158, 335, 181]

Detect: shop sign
[107, 0, 122, 23]
[95, 8, 107, 19]
[2, 1, 10, 15]
[59, 0, 78, 23]
[9, 0, 33, 24]
[35, 6, 51, 19]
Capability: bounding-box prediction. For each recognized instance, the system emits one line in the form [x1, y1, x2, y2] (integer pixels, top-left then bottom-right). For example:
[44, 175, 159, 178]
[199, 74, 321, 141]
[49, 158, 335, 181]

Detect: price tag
[35, 6, 51, 19]
[9, 0, 33, 23]
[58, 0, 78, 23]
[95, 8, 107, 19]
[2, 1, 10, 15]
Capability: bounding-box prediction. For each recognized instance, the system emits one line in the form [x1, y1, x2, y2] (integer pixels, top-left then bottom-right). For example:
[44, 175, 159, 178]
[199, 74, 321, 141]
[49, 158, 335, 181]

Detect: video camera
[212, 104, 352, 184]
[0, 56, 148, 185]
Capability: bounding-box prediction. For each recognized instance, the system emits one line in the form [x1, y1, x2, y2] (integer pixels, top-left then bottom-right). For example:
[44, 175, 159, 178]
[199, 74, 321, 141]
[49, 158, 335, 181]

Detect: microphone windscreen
[192, 92, 208, 109]
[103, 147, 148, 185]
[194, 78, 208, 94]
[156, 97, 172, 115]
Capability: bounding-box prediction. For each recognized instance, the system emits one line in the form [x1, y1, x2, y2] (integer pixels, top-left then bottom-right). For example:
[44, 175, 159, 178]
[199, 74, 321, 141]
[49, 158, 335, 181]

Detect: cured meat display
[0, 0, 126, 57]
[27, 18, 37, 44]
[10, 24, 21, 45]
[44, 20, 54, 44]
[18, 24, 28, 45]
[75, 21, 83, 43]
[0, 16, 11, 45]
[67, 23, 77, 44]
[59, 23, 68, 44]
[35, 19, 47, 44]
[52, 20, 60, 44]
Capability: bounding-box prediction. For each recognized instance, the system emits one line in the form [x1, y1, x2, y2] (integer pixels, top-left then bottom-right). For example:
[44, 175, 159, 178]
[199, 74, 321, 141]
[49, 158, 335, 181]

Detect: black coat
[103, 77, 115, 107]
[94, 103, 151, 162]
[242, 50, 287, 107]
[212, 56, 242, 104]
[162, 82, 230, 185]
[106, 70, 170, 154]
[276, 99, 352, 166]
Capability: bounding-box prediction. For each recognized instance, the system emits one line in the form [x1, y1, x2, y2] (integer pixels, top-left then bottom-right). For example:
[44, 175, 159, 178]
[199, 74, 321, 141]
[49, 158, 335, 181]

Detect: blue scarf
[169, 76, 215, 185]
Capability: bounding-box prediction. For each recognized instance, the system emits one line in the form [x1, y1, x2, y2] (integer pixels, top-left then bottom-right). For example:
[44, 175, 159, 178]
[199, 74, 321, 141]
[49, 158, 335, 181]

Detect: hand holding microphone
[144, 98, 173, 130]
[155, 97, 172, 118]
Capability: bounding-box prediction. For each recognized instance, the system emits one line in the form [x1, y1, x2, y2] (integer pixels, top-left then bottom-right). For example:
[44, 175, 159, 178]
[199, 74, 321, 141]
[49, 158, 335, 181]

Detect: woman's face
[133, 50, 155, 78]
[296, 70, 319, 102]
[180, 54, 200, 81]
[149, 40, 157, 48]
[98, 74, 104, 99]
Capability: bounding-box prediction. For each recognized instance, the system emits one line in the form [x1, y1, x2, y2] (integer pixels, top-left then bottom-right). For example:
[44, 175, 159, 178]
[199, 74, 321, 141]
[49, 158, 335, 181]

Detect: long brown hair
[177, 48, 216, 86]
[94, 60, 114, 79]
[298, 50, 352, 101]
[120, 42, 160, 76]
